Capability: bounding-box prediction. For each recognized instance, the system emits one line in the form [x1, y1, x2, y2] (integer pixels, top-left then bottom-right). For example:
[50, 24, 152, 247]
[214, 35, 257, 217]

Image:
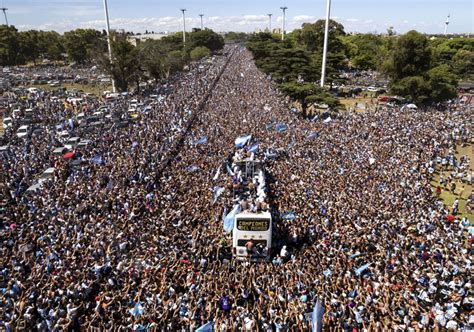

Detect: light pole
[444, 14, 450, 35]
[320, 0, 331, 88]
[181, 9, 187, 45]
[1, 7, 8, 26]
[267, 13, 272, 33]
[280, 6, 287, 40]
[199, 14, 204, 30]
[102, 0, 116, 92]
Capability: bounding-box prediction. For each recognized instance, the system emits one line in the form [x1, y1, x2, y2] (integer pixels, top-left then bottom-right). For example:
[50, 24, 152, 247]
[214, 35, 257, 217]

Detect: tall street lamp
[199, 14, 204, 30]
[320, 0, 331, 88]
[280, 6, 287, 40]
[181, 9, 187, 45]
[102, 0, 116, 92]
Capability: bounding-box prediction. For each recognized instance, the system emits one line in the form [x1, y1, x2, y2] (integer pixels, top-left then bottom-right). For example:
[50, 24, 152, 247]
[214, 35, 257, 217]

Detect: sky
[3, 0, 473, 34]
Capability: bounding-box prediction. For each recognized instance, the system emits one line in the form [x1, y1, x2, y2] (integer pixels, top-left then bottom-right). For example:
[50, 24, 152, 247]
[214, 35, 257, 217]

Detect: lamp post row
[101, 1, 332, 90]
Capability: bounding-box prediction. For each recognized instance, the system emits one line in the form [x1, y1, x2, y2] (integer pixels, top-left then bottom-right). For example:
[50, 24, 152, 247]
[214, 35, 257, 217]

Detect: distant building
[128, 32, 170, 46]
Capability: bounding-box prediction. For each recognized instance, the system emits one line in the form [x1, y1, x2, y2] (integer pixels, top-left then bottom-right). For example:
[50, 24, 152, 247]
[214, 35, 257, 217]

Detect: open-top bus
[229, 156, 273, 260]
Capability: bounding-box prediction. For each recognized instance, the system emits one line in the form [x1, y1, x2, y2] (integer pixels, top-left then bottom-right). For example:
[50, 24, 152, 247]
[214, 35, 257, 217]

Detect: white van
[2, 117, 13, 129]
[17, 125, 29, 138]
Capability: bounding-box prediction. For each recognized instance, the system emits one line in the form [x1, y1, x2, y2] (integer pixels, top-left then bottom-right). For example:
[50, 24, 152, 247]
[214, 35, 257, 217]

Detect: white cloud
[14, 15, 448, 34]
[293, 15, 316, 23]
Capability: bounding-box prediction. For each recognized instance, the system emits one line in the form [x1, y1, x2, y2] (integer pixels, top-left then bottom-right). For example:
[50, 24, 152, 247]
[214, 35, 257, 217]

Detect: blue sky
[4, 0, 473, 34]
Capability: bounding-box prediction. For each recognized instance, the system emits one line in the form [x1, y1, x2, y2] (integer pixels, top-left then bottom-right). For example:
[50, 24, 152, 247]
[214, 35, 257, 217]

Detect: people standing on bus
[245, 239, 254, 256]
[280, 245, 289, 262]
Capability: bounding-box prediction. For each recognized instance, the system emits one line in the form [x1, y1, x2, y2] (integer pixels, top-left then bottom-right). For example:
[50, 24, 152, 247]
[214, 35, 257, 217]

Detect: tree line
[0, 25, 225, 92]
[246, 20, 473, 111]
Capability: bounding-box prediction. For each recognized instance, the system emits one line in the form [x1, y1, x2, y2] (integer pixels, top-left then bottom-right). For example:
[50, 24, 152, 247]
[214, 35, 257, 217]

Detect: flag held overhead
[235, 135, 252, 148]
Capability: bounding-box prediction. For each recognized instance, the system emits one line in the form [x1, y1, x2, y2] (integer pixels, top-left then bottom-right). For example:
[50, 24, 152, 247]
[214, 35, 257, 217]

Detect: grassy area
[28, 83, 112, 97]
[339, 96, 377, 112]
[430, 144, 473, 221]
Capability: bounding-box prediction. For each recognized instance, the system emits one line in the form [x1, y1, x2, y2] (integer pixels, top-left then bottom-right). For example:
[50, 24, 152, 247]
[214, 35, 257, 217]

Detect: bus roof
[235, 211, 271, 219]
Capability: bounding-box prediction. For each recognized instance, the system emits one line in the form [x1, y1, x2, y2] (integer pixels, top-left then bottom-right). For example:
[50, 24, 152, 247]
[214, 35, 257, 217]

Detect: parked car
[17, 125, 29, 138]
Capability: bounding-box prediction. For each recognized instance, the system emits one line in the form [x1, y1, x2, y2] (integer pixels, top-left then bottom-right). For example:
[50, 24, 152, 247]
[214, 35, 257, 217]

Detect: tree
[224, 32, 249, 42]
[0, 25, 20, 65]
[452, 49, 474, 80]
[63, 29, 106, 63]
[427, 65, 458, 102]
[256, 45, 315, 82]
[385, 30, 431, 81]
[292, 19, 348, 85]
[342, 34, 384, 70]
[139, 39, 170, 81]
[190, 46, 211, 61]
[295, 19, 345, 52]
[279, 82, 341, 114]
[390, 76, 430, 104]
[42, 31, 64, 60]
[188, 29, 224, 53]
[108, 34, 142, 92]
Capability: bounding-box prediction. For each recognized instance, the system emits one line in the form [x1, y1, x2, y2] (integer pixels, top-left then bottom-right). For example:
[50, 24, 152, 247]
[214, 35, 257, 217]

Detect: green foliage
[386, 30, 432, 81]
[427, 65, 458, 102]
[291, 19, 348, 86]
[63, 29, 106, 64]
[385, 31, 460, 104]
[431, 37, 474, 80]
[188, 29, 224, 53]
[0, 27, 65, 65]
[342, 34, 384, 70]
[109, 34, 142, 92]
[190, 46, 211, 61]
[224, 32, 249, 42]
[295, 19, 345, 52]
[390, 76, 430, 104]
[248, 33, 316, 83]
[452, 49, 474, 80]
[0, 25, 20, 65]
[279, 82, 342, 113]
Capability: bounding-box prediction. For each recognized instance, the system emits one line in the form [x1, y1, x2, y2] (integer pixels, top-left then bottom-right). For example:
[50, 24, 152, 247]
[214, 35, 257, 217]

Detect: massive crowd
[1, 45, 472, 331]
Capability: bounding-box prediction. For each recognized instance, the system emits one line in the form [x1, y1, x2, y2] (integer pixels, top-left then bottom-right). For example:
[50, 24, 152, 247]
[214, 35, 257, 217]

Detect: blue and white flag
[355, 263, 370, 276]
[276, 123, 287, 133]
[186, 165, 199, 173]
[323, 269, 332, 278]
[323, 117, 332, 123]
[235, 135, 252, 148]
[266, 123, 273, 131]
[226, 163, 235, 176]
[196, 321, 213, 332]
[311, 298, 324, 332]
[129, 302, 145, 317]
[68, 118, 74, 129]
[223, 204, 240, 233]
[90, 154, 103, 165]
[213, 166, 221, 181]
[282, 212, 297, 220]
[194, 136, 208, 145]
[213, 187, 225, 204]
[307, 132, 319, 139]
[248, 143, 259, 153]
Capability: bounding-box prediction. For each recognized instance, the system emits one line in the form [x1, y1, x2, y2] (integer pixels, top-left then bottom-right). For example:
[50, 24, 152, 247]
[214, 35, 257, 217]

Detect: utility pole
[1, 7, 8, 26]
[199, 14, 204, 30]
[280, 6, 287, 40]
[181, 9, 187, 45]
[444, 14, 450, 35]
[102, 0, 116, 92]
[320, 0, 331, 88]
[267, 13, 272, 33]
